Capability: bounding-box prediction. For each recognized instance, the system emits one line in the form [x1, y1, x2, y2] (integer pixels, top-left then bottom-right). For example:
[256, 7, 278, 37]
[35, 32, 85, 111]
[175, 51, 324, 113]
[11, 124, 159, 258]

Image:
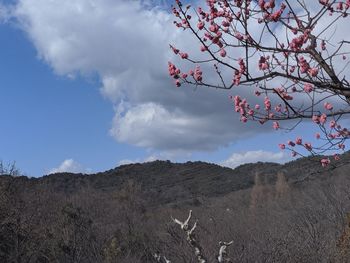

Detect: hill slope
[2, 152, 350, 206]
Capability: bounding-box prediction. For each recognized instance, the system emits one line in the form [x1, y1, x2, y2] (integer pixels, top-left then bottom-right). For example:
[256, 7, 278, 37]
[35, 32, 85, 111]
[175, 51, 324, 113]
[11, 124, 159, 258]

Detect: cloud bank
[49, 159, 90, 174]
[221, 150, 291, 169]
[8, 0, 274, 155]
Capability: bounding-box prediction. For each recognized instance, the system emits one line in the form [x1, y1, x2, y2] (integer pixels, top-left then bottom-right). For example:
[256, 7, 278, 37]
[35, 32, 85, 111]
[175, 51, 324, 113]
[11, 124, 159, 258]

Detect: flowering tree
[168, 0, 350, 166]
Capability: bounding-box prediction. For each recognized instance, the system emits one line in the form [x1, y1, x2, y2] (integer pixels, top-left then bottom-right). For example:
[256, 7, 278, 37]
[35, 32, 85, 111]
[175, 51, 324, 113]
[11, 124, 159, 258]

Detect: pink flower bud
[324, 102, 333, 111]
[279, 144, 286, 150]
[295, 137, 302, 145]
[305, 143, 312, 151]
[220, 49, 226, 57]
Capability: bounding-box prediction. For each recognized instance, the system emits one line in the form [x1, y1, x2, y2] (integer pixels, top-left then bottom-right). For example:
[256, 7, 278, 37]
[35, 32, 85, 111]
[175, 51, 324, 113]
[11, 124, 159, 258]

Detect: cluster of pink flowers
[275, 87, 293, 100]
[312, 114, 327, 125]
[259, 2, 287, 22]
[194, 66, 203, 81]
[284, 137, 312, 151]
[289, 33, 309, 51]
[232, 95, 248, 122]
[303, 83, 313, 93]
[169, 0, 350, 167]
[233, 59, 246, 85]
[258, 0, 276, 10]
[168, 62, 180, 78]
[168, 62, 182, 87]
[308, 67, 319, 77]
[298, 56, 310, 74]
[319, 0, 350, 10]
[168, 61, 204, 86]
[264, 97, 271, 111]
[258, 56, 269, 70]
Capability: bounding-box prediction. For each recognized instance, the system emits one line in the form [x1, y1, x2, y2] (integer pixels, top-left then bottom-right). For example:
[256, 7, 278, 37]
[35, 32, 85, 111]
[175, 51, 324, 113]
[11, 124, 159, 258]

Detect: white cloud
[9, 0, 272, 154]
[117, 155, 160, 166]
[220, 150, 291, 169]
[117, 159, 138, 166]
[49, 159, 90, 174]
[8, 0, 349, 155]
[111, 102, 256, 151]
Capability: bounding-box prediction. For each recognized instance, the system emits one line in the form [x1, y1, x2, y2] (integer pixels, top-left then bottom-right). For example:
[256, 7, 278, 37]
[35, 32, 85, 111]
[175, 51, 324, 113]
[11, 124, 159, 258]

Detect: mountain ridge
[1, 152, 349, 207]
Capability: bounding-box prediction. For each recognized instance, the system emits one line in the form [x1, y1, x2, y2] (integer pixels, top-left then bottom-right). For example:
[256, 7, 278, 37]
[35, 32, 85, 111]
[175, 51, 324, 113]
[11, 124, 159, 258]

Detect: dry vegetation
[1, 158, 350, 262]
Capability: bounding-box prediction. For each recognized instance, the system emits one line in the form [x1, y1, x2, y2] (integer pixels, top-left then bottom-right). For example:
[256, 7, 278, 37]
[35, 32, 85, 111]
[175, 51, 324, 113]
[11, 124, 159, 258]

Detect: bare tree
[170, 210, 233, 263]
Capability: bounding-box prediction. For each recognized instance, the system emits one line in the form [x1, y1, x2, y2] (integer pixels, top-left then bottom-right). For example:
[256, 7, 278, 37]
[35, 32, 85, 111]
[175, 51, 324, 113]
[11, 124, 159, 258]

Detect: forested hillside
[1, 153, 350, 262]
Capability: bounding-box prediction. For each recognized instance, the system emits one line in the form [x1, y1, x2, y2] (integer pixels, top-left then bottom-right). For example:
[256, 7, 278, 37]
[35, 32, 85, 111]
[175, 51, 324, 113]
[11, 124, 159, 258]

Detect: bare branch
[172, 210, 207, 263]
[217, 241, 234, 263]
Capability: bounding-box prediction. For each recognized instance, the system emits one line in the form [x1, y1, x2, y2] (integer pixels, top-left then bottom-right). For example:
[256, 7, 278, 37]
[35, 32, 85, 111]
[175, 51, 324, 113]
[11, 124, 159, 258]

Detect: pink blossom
[194, 66, 203, 82]
[337, 2, 344, 10]
[320, 158, 330, 167]
[304, 83, 313, 93]
[308, 67, 319, 77]
[279, 144, 286, 150]
[324, 102, 333, 111]
[209, 24, 219, 33]
[273, 121, 280, 130]
[312, 115, 320, 124]
[315, 133, 321, 139]
[235, 32, 244, 41]
[258, 56, 269, 70]
[330, 120, 336, 128]
[220, 49, 227, 57]
[264, 97, 271, 111]
[275, 104, 282, 112]
[180, 52, 188, 59]
[168, 62, 179, 78]
[339, 143, 345, 150]
[288, 140, 295, 147]
[197, 21, 205, 30]
[305, 143, 312, 151]
[170, 45, 179, 54]
[298, 56, 310, 74]
[295, 137, 302, 145]
[319, 114, 327, 124]
[319, 0, 329, 6]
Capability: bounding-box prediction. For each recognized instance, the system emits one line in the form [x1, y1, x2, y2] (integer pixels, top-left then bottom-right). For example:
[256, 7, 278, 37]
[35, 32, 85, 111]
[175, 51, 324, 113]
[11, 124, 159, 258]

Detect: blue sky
[0, 21, 148, 175]
[0, 0, 333, 176]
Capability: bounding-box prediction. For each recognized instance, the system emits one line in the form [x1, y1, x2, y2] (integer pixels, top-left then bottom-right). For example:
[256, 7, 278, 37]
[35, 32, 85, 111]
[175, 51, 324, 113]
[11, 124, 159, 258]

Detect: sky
[0, 0, 347, 176]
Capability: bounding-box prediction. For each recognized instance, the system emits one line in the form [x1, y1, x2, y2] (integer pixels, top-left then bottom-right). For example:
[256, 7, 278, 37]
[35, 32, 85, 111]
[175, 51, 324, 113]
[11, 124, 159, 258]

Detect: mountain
[2, 152, 350, 207]
[1, 153, 350, 262]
